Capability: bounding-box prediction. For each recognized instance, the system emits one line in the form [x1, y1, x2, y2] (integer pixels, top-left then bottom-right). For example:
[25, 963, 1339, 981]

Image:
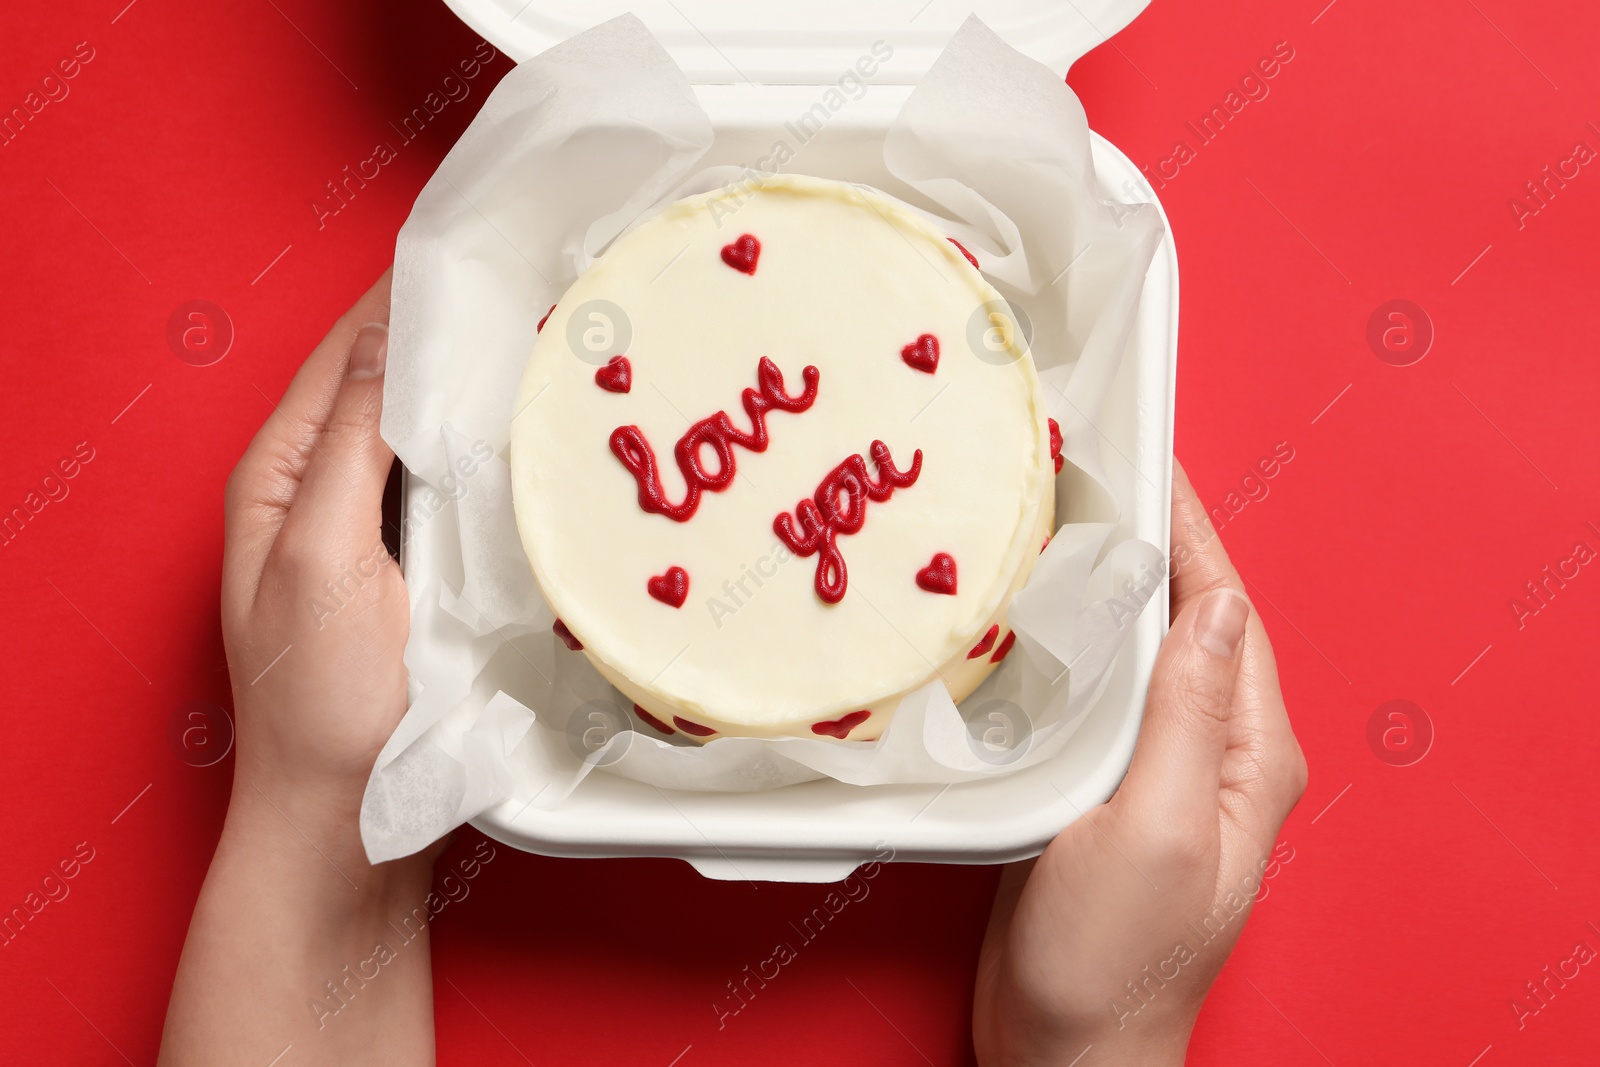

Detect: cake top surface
[510, 175, 1052, 729]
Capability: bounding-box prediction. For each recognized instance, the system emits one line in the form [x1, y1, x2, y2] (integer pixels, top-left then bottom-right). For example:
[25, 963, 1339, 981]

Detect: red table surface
[3, 0, 1598, 1063]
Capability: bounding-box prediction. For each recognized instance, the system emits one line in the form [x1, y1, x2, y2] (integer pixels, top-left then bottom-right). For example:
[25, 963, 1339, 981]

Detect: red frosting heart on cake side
[552, 618, 583, 651]
[916, 552, 958, 595]
[720, 234, 761, 274]
[989, 630, 1017, 664]
[633, 704, 675, 735]
[1048, 416, 1063, 473]
[812, 710, 870, 739]
[900, 333, 940, 374]
[594, 355, 631, 393]
[673, 716, 717, 737]
[967, 623, 1000, 659]
[647, 566, 689, 608]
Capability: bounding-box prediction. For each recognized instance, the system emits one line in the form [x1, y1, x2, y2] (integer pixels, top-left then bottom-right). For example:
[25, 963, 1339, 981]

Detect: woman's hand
[973, 461, 1308, 1066]
[220, 270, 407, 802]
[162, 271, 439, 1066]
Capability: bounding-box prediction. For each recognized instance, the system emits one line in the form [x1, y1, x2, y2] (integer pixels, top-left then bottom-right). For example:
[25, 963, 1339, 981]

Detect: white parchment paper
[362, 15, 1165, 864]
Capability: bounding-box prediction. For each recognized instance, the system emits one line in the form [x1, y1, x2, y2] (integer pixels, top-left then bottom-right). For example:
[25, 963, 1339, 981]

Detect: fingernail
[348, 323, 388, 380]
[1195, 589, 1249, 660]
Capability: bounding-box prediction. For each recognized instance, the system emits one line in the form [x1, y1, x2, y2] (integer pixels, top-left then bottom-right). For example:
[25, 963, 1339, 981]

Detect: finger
[1119, 587, 1251, 824]
[223, 270, 393, 596]
[1224, 645, 1307, 836]
[1168, 460, 1248, 621]
[1169, 461, 1306, 826]
[276, 322, 394, 565]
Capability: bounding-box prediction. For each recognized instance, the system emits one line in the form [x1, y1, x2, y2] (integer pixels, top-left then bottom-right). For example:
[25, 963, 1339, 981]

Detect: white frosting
[510, 176, 1054, 741]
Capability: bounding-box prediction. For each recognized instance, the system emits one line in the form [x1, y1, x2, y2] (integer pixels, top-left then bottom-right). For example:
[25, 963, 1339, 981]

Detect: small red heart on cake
[967, 623, 1000, 659]
[989, 630, 1017, 664]
[720, 234, 761, 274]
[647, 566, 689, 608]
[536, 303, 556, 333]
[552, 618, 583, 651]
[673, 716, 717, 737]
[901, 333, 940, 374]
[916, 552, 958, 595]
[633, 704, 675, 735]
[594, 355, 631, 393]
[1048, 416, 1063, 473]
[812, 709, 870, 739]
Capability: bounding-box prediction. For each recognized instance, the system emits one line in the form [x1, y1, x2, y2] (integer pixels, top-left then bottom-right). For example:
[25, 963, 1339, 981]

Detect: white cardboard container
[413, 0, 1177, 882]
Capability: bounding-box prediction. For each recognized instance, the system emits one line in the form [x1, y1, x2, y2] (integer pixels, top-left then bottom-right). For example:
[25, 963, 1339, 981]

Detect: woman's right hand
[973, 461, 1309, 1065]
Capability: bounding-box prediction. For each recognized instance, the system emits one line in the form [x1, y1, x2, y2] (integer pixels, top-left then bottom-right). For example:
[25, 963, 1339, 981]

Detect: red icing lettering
[989, 630, 1016, 663]
[647, 566, 689, 608]
[812, 710, 870, 739]
[595, 355, 631, 393]
[552, 619, 583, 651]
[949, 238, 979, 270]
[537, 304, 555, 333]
[968, 624, 999, 659]
[774, 441, 923, 604]
[916, 553, 957, 595]
[610, 357, 819, 522]
[1048, 417, 1063, 473]
[721, 234, 761, 274]
[900, 333, 939, 374]
[673, 716, 717, 737]
[634, 704, 675, 735]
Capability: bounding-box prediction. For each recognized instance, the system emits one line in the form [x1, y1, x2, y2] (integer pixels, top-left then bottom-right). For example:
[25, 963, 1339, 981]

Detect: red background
[3, 0, 1597, 1064]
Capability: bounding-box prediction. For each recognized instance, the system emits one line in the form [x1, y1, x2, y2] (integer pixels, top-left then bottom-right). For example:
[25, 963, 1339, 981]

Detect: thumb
[278, 323, 394, 561]
[1119, 588, 1251, 820]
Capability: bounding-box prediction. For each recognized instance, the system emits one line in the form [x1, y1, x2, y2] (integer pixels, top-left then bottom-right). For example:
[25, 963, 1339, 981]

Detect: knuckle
[269, 519, 321, 578]
[225, 443, 300, 516]
[1252, 734, 1309, 816]
[1168, 662, 1233, 727]
[1166, 832, 1214, 879]
[1284, 741, 1310, 805]
[222, 463, 248, 515]
[1231, 742, 1274, 793]
[1135, 812, 1213, 875]
[324, 389, 383, 449]
[1237, 731, 1309, 816]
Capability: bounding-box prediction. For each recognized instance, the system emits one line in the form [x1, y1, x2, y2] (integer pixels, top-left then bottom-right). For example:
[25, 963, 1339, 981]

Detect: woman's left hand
[162, 270, 440, 1067]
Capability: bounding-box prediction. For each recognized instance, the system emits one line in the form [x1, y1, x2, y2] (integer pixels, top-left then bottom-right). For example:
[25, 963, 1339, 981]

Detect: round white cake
[510, 175, 1057, 742]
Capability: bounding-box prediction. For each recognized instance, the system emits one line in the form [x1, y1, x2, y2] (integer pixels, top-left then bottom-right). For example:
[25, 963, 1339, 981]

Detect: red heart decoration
[901, 333, 939, 374]
[552, 618, 583, 651]
[967, 623, 1000, 659]
[720, 234, 761, 274]
[989, 630, 1017, 664]
[812, 710, 870, 739]
[594, 355, 631, 393]
[673, 716, 717, 737]
[647, 566, 689, 608]
[1048, 416, 1063, 473]
[536, 303, 556, 333]
[915, 552, 958, 595]
[633, 704, 675, 735]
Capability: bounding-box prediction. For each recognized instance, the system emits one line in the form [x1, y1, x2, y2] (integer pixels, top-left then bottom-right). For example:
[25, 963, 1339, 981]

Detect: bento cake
[510, 175, 1057, 742]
